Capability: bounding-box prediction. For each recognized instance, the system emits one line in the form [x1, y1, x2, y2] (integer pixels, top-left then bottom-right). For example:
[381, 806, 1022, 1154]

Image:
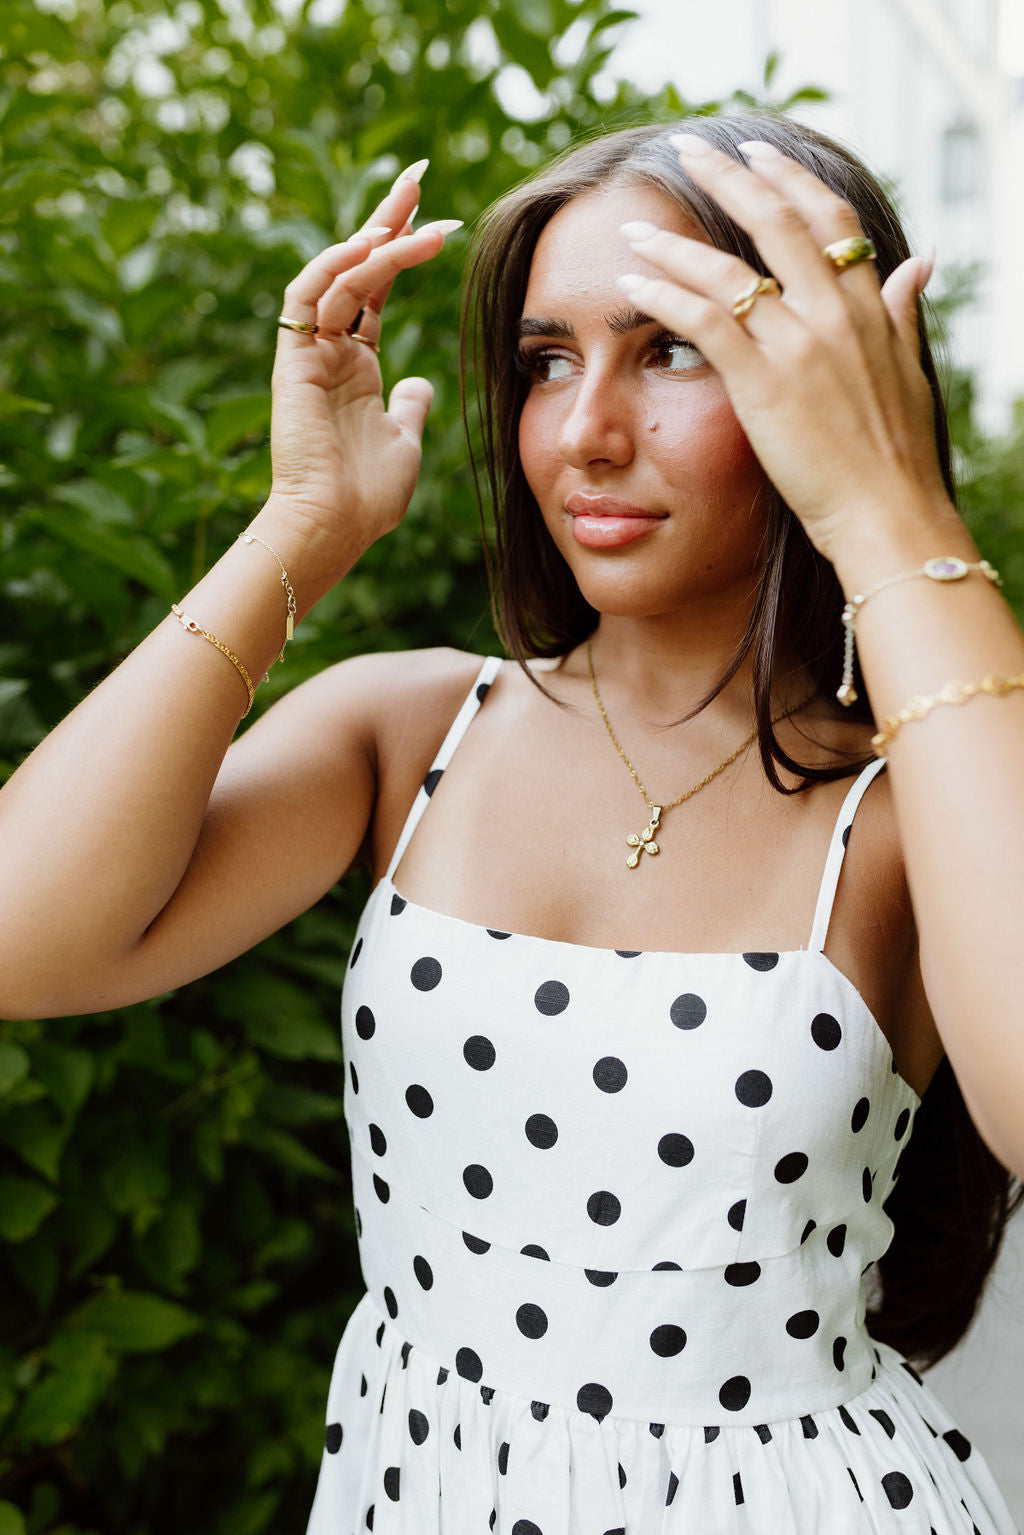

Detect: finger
[387, 377, 433, 442]
[359, 219, 417, 326]
[356, 159, 428, 247]
[316, 219, 463, 338]
[615, 270, 769, 391]
[880, 254, 931, 358]
[670, 134, 867, 319]
[278, 235, 378, 342]
[620, 222, 802, 346]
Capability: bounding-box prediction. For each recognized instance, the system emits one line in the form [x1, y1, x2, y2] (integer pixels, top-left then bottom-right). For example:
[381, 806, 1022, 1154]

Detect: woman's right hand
[267, 160, 463, 555]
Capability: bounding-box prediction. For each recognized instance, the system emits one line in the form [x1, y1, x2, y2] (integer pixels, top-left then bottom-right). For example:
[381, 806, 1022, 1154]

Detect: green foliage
[0, 1, 807, 1530]
[1, 0, 1019, 1530]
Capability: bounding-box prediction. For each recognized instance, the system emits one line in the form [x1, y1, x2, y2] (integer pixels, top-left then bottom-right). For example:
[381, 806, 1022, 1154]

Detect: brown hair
[460, 110, 1022, 1368]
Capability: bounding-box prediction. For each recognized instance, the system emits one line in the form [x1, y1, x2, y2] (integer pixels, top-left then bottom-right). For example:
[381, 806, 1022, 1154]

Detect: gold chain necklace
[586, 640, 816, 868]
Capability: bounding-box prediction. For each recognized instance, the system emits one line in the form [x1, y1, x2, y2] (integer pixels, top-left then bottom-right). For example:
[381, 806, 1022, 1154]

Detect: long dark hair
[460, 110, 1022, 1368]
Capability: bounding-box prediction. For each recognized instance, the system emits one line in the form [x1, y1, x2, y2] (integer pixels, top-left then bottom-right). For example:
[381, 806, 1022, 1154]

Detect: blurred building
[610, 0, 1024, 436]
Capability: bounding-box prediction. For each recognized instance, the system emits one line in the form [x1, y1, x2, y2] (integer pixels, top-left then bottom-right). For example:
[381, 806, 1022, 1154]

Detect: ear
[880, 251, 934, 354]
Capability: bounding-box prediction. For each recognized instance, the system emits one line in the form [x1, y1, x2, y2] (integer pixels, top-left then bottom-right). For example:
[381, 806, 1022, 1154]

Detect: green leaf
[0, 1041, 30, 1099]
[27, 506, 175, 601]
[0, 1174, 57, 1241]
[0, 1104, 68, 1181]
[205, 393, 271, 459]
[212, 969, 342, 1062]
[52, 479, 137, 526]
[30, 1040, 95, 1121]
[0, 394, 53, 417]
[0, 1501, 26, 1535]
[68, 1290, 201, 1354]
[238, 1123, 337, 1181]
[15, 1332, 116, 1446]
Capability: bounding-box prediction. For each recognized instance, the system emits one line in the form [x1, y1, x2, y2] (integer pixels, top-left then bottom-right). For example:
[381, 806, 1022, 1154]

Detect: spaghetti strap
[807, 756, 888, 953]
[385, 655, 503, 881]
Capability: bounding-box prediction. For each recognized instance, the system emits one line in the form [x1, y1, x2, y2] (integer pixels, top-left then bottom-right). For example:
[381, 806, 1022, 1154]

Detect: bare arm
[0, 166, 463, 1019]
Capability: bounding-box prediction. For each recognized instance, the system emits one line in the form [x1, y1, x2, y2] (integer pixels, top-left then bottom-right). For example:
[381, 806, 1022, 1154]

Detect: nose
[556, 359, 636, 470]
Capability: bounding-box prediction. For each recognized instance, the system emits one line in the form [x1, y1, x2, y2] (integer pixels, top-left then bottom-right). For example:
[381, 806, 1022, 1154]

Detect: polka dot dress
[305, 658, 1018, 1535]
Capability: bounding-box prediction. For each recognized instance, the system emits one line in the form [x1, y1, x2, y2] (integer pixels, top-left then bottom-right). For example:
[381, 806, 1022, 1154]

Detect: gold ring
[277, 314, 318, 334]
[822, 236, 877, 271]
[731, 275, 781, 321]
[347, 331, 380, 353]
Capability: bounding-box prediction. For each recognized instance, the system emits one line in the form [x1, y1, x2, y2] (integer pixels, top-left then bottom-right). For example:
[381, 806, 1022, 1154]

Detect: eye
[515, 347, 575, 384]
[650, 333, 706, 373]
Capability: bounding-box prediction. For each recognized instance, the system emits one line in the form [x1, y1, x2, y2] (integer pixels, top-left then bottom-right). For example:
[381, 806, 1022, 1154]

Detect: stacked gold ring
[731, 275, 782, 321]
[822, 235, 877, 271]
[277, 315, 318, 334]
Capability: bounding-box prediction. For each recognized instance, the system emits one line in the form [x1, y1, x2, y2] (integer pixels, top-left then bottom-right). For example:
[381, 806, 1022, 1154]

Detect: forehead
[522, 184, 709, 309]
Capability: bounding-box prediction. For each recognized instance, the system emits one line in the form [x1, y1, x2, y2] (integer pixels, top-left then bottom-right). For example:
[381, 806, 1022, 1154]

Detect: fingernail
[620, 220, 662, 241]
[364, 226, 392, 237]
[669, 132, 713, 157]
[616, 273, 646, 292]
[916, 243, 936, 292]
[738, 139, 782, 159]
[418, 218, 464, 236]
[399, 157, 430, 184]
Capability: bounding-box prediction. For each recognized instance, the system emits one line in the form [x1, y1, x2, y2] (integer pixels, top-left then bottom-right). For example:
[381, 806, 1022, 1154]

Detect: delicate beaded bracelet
[838, 556, 1001, 706]
[871, 672, 1024, 757]
[239, 531, 297, 678]
[171, 604, 255, 716]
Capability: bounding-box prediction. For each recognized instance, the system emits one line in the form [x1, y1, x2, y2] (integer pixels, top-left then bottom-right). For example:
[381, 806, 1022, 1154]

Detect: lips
[565, 493, 666, 549]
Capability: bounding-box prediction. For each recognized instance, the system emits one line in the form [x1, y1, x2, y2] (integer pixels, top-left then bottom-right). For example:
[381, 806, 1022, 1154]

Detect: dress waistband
[351, 1150, 879, 1429]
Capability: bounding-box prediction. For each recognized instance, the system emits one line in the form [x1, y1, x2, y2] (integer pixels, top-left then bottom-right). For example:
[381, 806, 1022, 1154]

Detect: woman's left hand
[616, 134, 956, 564]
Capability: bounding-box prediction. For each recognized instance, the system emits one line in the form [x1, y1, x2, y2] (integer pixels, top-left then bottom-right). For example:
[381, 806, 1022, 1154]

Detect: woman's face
[517, 184, 768, 620]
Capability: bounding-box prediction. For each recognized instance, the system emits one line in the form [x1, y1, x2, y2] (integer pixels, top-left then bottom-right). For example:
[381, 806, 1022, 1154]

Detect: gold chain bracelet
[171, 604, 255, 716]
[872, 671, 1024, 756]
[239, 531, 296, 676]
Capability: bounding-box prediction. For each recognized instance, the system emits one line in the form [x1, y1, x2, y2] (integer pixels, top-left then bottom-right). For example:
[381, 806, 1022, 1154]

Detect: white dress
[306, 656, 1018, 1534]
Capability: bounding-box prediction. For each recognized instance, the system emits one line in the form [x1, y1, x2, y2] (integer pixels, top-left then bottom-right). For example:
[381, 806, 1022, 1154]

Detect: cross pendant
[626, 806, 661, 869]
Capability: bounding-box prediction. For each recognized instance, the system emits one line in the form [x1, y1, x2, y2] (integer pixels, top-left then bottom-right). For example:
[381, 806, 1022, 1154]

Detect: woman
[1, 111, 1022, 1531]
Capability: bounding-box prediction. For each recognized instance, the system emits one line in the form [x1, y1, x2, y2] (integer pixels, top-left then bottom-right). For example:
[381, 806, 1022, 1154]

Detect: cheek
[517, 395, 557, 495]
[655, 388, 763, 502]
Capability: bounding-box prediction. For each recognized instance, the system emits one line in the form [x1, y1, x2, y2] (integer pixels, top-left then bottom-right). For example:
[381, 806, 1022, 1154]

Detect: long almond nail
[399, 158, 430, 184]
[418, 218, 464, 236]
[364, 226, 392, 237]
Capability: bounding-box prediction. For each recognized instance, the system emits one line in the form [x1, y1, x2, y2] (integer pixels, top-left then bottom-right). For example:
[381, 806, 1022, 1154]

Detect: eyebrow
[516, 303, 657, 340]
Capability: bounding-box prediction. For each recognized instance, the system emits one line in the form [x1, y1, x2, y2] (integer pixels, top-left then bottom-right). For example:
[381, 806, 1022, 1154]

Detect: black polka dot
[882, 1471, 914, 1509]
[521, 1243, 549, 1260]
[516, 1303, 548, 1339]
[463, 1163, 493, 1198]
[326, 1422, 343, 1453]
[786, 1310, 820, 1338]
[382, 1465, 400, 1502]
[848, 1466, 863, 1502]
[534, 980, 570, 1015]
[842, 823, 852, 847]
[615, 949, 641, 958]
[400, 1342, 411, 1368]
[369, 1123, 387, 1157]
[833, 1335, 848, 1370]
[349, 1062, 359, 1094]
[408, 1408, 429, 1444]
[512, 1523, 542, 1535]
[373, 1175, 390, 1204]
[463, 1035, 496, 1070]
[487, 928, 511, 940]
[800, 1219, 816, 1243]
[943, 1429, 972, 1461]
[383, 1286, 398, 1319]
[587, 1190, 621, 1226]
[839, 1405, 860, 1434]
[355, 1005, 376, 1040]
[410, 956, 442, 991]
[801, 1415, 818, 1439]
[827, 1223, 847, 1257]
[650, 1422, 666, 1438]
[670, 993, 707, 1029]
[742, 952, 779, 971]
[577, 1382, 613, 1420]
[719, 1375, 751, 1411]
[531, 1401, 549, 1421]
[728, 1199, 746, 1231]
[349, 937, 363, 968]
[390, 892, 407, 915]
[617, 1464, 627, 1490]
[476, 681, 491, 703]
[356, 1209, 363, 1237]
[652, 1260, 681, 1270]
[851, 1096, 870, 1132]
[735, 1069, 773, 1106]
[366, 1504, 374, 1528]
[703, 1426, 719, 1443]
[650, 1324, 686, 1357]
[585, 1269, 617, 1286]
[869, 1409, 896, 1439]
[734, 1470, 745, 1503]
[862, 1166, 873, 1201]
[894, 1106, 911, 1141]
[525, 1113, 558, 1148]
[480, 1386, 493, 1403]
[423, 768, 442, 796]
[774, 1151, 809, 1183]
[658, 1133, 695, 1167]
[360, 1374, 367, 1397]
[724, 1261, 761, 1286]
[497, 1441, 510, 1475]
[405, 1084, 434, 1118]
[453, 1423, 462, 1449]
[455, 1347, 483, 1382]
[463, 1231, 490, 1255]
[375, 1321, 384, 1345]
[666, 1471, 679, 1505]
[593, 1056, 627, 1092]
[413, 1255, 433, 1290]
[811, 1012, 842, 1050]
